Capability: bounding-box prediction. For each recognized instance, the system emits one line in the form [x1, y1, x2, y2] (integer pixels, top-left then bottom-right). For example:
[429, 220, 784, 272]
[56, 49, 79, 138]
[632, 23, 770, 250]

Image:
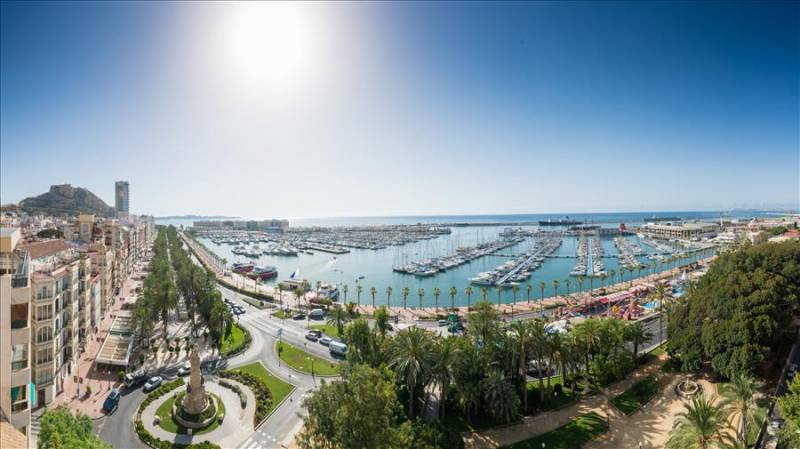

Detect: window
[36, 304, 53, 321]
[10, 304, 28, 329]
[36, 348, 53, 365]
[36, 371, 54, 386]
[10, 385, 27, 412]
[11, 344, 27, 371]
[36, 326, 53, 343]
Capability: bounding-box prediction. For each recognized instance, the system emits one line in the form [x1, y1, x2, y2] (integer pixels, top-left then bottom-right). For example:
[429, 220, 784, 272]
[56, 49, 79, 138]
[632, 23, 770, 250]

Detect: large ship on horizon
[538, 216, 583, 226]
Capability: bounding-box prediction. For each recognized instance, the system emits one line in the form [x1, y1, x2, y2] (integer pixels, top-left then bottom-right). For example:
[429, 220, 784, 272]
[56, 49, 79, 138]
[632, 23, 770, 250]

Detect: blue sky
[1, 1, 798, 218]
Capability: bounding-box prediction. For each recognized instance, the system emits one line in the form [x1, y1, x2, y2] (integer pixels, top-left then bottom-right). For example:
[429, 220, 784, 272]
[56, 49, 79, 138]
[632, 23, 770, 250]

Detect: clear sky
[1, 1, 798, 218]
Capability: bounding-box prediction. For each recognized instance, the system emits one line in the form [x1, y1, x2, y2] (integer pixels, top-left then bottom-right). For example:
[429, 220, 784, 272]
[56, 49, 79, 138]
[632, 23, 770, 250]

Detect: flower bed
[218, 379, 247, 408]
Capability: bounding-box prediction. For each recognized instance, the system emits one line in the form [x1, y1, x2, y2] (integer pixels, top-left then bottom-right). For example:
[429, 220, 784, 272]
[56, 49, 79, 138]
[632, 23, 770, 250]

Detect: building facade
[0, 228, 32, 443]
[115, 181, 129, 218]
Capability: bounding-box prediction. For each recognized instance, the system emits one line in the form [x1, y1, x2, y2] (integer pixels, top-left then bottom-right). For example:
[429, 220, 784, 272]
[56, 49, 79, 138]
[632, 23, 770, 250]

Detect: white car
[143, 376, 163, 392]
[177, 362, 191, 376]
[319, 336, 332, 346]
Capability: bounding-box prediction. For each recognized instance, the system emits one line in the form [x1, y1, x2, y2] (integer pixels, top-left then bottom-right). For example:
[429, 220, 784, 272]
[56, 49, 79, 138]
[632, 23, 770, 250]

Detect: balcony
[11, 360, 28, 372]
[11, 319, 27, 330]
[11, 401, 28, 413]
[36, 292, 53, 301]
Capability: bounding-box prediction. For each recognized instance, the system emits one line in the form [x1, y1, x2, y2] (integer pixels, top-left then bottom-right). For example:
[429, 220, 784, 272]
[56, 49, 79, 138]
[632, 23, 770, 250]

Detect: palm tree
[667, 396, 734, 449]
[655, 282, 668, 344]
[315, 280, 322, 300]
[576, 276, 585, 295]
[720, 374, 762, 443]
[356, 285, 363, 308]
[495, 285, 503, 306]
[481, 370, 519, 424]
[539, 281, 547, 316]
[341, 284, 348, 303]
[327, 306, 349, 337]
[526, 283, 532, 304]
[433, 336, 459, 418]
[509, 321, 532, 411]
[402, 287, 410, 309]
[480, 287, 489, 302]
[552, 280, 560, 298]
[564, 279, 571, 296]
[625, 322, 653, 359]
[386, 286, 393, 308]
[294, 286, 306, 308]
[609, 269, 616, 286]
[370, 286, 377, 309]
[599, 273, 607, 290]
[511, 284, 519, 307]
[389, 327, 435, 419]
[449, 286, 457, 310]
[465, 286, 474, 310]
[433, 287, 441, 312]
[528, 319, 548, 402]
[417, 288, 425, 308]
[277, 283, 285, 309]
[157, 278, 176, 339]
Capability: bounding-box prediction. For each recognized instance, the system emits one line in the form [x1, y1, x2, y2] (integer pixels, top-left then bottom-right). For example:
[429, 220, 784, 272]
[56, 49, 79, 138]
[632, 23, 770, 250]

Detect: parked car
[293, 313, 306, 320]
[143, 376, 163, 392]
[305, 332, 319, 342]
[319, 336, 332, 346]
[124, 372, 148, 388]
[438, 319, 448, 326]
[309, 308, 325, 319]
[308, 330, 322, 338]
[102, 389, 121, 413]
[178, 362, 191, 376]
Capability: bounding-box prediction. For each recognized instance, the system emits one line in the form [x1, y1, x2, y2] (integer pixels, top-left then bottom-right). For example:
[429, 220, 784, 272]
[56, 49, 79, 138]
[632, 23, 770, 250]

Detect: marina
[393, 237, 523, 277]
[159, 212, 734, 307]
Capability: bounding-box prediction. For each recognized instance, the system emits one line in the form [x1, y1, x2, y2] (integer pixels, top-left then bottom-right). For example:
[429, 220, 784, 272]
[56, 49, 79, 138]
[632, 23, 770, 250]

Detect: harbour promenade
[182, 231, 710, 321]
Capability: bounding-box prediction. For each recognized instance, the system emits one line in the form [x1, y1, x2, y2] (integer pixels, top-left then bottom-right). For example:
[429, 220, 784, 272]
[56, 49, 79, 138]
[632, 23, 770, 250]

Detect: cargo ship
[538, 217, 583, 226]
[247, 265, 278, 280]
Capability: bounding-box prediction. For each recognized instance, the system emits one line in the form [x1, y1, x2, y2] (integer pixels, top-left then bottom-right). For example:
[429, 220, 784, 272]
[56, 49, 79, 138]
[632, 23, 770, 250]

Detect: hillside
[19, 184, 116, 217]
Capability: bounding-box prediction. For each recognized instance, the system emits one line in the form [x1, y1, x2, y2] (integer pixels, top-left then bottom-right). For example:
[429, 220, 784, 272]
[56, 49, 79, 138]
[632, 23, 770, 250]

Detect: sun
[220, 2, 319, 92]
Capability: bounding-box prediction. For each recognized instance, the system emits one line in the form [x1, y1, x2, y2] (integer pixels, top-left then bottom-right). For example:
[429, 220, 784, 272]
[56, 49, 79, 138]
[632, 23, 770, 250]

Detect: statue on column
[182, 348, 207, 414]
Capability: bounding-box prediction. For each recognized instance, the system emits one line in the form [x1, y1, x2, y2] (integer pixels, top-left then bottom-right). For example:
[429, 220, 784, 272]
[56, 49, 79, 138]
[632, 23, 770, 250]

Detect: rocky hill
[19, 184, 116, 217]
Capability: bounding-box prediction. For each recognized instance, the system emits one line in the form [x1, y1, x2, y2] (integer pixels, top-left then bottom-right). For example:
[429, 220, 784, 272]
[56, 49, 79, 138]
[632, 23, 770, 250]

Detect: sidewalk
[50, 271, 145, 418]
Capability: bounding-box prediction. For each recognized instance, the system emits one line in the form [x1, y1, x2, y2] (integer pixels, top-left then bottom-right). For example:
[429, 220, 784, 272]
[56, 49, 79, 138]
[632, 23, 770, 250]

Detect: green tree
[508, 320, 533, 411]
[467, 300, 498, 344]
[432, 336, 459, 419]
[374, 306, 391, 338]
[386, 286, 393, 308]
[402, 287, 410, 309]
[624, 322, 653, 359]
[417, 288, 425, 309]
[389, 327, 435, 419]
[449, 286, 458, 310]
[720, 374, 763, 444]
[777, 376, 800, 448]
[370, 286, 377, 309]
[465, 286, 474, 309]
[357, 285, 363, 308]
[433, 287, 441, 312]
[327, 306, 350, 338]
[39, 406, 112, 449]
[298, 365, 403, 449]
[666, 396, 734, 449]
[481, 370, 519, 424]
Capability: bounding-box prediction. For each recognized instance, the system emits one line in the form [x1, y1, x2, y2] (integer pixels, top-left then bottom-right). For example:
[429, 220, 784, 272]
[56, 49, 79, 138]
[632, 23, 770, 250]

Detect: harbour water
[156, 210, 774, 307]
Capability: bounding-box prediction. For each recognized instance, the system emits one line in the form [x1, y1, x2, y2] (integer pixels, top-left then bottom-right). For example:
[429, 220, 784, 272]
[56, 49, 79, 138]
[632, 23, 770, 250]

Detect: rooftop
[19, 239, 73, 259]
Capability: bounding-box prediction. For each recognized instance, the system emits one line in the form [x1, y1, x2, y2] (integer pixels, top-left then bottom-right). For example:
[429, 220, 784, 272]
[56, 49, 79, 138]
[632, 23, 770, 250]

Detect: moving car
[143, 376, 163, 392]
[438, 319, 448, 326]
[309, 308, 325, 319]
[293, 312, 306, 320]
[102, 389, 121, 413]
[329, 341, 348, 356]
[319, 336, 332, 346]
[305, 332, 319, 342]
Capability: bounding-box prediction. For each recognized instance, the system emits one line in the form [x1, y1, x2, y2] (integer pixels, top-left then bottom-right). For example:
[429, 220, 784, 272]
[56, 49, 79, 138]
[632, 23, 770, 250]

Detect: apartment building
[21, 239, 88, 406]
[0, 228, 32, 443]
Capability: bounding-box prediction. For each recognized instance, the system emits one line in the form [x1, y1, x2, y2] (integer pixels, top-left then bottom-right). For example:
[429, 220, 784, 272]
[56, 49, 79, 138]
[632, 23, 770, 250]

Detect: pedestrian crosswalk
[238, 431, 282, 449]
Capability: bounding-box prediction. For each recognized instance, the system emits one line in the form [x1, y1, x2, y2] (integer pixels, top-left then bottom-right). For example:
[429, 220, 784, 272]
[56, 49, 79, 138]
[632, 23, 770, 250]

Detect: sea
[155, 210, 783, 307]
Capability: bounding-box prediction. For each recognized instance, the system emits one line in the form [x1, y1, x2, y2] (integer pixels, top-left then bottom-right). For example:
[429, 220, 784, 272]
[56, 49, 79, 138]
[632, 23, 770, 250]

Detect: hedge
[218, 369, 272, 426]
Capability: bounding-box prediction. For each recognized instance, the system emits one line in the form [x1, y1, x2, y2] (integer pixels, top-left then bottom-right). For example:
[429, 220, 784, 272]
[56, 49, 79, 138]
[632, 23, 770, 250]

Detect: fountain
[675, 378, 701, 398]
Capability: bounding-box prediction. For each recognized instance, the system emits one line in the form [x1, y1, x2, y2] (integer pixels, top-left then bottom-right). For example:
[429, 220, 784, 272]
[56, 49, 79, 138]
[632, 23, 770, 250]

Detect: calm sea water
[156, 210, 774, 307]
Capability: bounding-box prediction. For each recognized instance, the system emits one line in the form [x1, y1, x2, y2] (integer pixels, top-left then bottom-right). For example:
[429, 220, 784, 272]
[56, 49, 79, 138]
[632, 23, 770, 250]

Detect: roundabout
[136, 349, 257, 448]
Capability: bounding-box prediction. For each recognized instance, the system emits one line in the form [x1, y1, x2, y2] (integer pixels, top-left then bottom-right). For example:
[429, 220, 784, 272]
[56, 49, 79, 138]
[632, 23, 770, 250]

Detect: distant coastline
[155, 215, 239, 220]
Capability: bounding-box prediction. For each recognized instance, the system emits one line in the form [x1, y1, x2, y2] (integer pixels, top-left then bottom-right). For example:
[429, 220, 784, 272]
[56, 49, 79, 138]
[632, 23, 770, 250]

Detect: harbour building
[115, 181, 129, 218]
[639, 222, 718, 240]
[0, 228, 32, 445]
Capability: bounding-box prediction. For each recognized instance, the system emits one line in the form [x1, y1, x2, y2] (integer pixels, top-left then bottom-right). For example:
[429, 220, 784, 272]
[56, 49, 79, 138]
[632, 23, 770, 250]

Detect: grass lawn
[610, 376, 660, 415]
[310, 324, 340, 337]
[235, 361, 295, 415]
[220, 323, 248, 356]
[526, 376, 578, 414]
[272, 309, 292, 319]
[276, 341, 341, 376]
[502, 412, 609, 449]
[155, 392, 225, 435]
